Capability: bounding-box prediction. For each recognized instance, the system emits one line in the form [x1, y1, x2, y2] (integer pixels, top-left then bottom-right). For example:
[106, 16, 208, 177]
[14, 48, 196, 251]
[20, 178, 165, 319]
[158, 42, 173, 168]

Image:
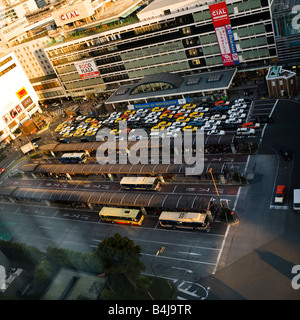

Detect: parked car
[242, 122, 260, 129]
[207, 129, 225, 135]
[211, 114, 226, 120]
[274, 185, 286, 204]
[279, 146, 292, 161]
[225, 118, 242, 124]
[0, 167, 6, 174]
[236, 128, 255, 135]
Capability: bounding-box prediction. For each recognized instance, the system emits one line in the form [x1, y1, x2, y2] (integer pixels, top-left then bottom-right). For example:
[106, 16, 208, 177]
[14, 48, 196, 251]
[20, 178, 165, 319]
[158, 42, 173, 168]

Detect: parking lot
[53, 98, 262, 142]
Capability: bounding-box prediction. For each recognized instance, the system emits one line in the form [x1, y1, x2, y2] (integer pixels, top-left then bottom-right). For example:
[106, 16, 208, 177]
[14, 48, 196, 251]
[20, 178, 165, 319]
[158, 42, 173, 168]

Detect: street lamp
[208, 168, 228, 223]
[150, 246, 165, 278]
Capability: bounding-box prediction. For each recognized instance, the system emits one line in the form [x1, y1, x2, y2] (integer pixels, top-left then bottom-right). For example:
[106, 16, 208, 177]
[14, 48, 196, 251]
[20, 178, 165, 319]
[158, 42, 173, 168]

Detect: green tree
[95, 233, 145, 292]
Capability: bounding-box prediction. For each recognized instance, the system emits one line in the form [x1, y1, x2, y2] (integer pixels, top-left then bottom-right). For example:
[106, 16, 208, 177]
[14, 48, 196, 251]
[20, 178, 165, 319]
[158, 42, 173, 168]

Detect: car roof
[276, 185, 285, 192]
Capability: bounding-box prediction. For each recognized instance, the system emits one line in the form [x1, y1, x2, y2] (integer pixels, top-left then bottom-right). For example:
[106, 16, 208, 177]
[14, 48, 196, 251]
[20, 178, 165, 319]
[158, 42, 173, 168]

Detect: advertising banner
[215, 26, 234, 66]
[74, 59, 100, 80]
[16, 87, 28, 100]
[209, 2, 230, 27]
[133, 98, 189, 109]
[225, 24, 239, 65]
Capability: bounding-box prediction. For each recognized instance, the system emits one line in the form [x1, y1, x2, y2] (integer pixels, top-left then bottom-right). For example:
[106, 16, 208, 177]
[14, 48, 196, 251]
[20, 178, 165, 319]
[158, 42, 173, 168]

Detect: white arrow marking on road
[179, 251, 202, 256]
[172, 267, 194, 273]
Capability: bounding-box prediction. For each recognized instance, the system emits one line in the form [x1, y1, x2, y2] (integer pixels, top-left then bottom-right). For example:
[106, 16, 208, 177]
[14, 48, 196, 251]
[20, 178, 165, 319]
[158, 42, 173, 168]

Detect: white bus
[61, 152, 87, 164]
[120, 176, 160, 191]
[158, 211, 210, 231]
[99, 207, 144, 225]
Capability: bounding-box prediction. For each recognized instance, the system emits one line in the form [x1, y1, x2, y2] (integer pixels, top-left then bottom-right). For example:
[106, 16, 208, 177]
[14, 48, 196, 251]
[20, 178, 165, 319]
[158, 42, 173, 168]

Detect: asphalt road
[203, 99, 300, 300]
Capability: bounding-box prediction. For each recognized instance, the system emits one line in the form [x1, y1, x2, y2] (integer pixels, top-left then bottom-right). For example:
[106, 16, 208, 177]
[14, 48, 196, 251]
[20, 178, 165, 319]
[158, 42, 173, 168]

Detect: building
[266, 65, 298, 98]
[106, 70, 236, 109]
[272, 0, 300, 70]
[44, 0, 277, 101]
[42, 267, 107, 300]
[9, 36, 67, 100]
[0, 52, 42, 143]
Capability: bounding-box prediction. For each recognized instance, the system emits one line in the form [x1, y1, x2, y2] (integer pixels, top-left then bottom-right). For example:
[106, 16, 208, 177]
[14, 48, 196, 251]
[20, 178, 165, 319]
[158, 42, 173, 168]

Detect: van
[293, 189, 300, 212]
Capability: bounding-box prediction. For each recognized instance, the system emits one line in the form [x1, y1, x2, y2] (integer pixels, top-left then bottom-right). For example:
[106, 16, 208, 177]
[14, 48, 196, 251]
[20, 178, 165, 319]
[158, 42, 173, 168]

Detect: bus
[120, 177, 160, 191]
[99, 207, 144, 225]
[61, 152, 87, 164]
[158, 211, 210, 231]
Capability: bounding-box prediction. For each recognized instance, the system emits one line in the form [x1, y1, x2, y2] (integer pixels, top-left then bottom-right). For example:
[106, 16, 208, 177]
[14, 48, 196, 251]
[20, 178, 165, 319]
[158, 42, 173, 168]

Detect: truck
[20, 142, 37, 154]
[293, 189, 300, 212]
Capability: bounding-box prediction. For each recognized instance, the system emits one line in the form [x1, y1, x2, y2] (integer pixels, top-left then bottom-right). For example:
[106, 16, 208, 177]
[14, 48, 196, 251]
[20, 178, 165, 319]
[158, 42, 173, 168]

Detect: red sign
[209, 2, 230, 27]
[61, 9, 80, 21]
[215, 26, 234, 66]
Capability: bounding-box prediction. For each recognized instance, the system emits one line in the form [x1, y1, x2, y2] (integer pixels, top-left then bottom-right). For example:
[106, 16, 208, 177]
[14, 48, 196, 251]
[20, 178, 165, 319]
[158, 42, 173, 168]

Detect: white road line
[269, 205, 289, 210]
[212, 224, 230, 274]
[142, 253, 216, 266]
[269, 99, 278, 117]
[178, 251, 202, 256]
[136, 238, 221, 250]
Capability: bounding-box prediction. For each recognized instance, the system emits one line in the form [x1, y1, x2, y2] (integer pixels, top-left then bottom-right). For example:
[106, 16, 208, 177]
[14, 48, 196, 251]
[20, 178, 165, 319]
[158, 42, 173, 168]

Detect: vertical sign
[209, 2, 239, 66]
[215, 26, 234, 66]
[225, 24, 239, 65]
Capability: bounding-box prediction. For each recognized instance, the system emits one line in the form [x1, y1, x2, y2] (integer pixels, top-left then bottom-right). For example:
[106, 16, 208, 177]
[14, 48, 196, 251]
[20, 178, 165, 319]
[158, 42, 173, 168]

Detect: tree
[95, 233, 145, 292]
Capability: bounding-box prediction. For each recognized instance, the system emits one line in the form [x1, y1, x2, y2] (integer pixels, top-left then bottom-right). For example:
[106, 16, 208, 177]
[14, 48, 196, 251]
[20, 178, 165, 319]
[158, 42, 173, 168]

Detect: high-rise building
[0, 52, 41, 142]
[44, 0, 277, 100]
[272, 0, 300, 69]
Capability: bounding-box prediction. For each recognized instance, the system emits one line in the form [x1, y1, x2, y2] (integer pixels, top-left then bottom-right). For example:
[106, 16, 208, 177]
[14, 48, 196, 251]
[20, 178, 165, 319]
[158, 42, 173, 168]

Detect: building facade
[44, 0, 277, 100]
[272, 0, 300, 70]
[0, 52, 41, 142]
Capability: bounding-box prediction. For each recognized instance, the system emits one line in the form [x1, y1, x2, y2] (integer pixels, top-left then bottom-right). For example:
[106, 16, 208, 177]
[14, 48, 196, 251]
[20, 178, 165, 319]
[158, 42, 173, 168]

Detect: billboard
[215, 26, 234, 66]
[209, 2, 230, 27]
[74, 59, 100, 80]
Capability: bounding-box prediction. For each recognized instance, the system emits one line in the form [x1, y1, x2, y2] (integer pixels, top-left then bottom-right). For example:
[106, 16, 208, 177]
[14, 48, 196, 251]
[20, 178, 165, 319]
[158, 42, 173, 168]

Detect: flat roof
[106, 70, 237, 104]
[20, 161, 226, 175]
[1, 186, 214, 211]
[43, 268, 107, 300]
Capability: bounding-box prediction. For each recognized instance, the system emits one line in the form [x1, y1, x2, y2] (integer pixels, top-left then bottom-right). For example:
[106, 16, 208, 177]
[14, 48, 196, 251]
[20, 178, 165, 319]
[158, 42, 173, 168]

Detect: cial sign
[61, 9, 80, 21]
[209, 2, 230, 27]
[74, 59, 100, 80]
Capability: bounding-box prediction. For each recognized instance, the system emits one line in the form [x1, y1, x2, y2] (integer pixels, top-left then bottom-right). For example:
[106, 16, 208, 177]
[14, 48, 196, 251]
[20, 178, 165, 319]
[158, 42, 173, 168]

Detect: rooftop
[106, 70, 237, 104]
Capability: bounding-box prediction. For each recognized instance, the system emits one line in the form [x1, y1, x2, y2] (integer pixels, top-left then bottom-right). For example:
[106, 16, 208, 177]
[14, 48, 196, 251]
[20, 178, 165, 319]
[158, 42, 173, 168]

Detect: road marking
[269, 205, 289, 210]
[142, 253, 216, 266]
[212, 224, 230, 274]
[172, 267, 194, 273]
[178, 251, 202, 256]
[269, 99, 278, 117]
[136, 238, 221, 250]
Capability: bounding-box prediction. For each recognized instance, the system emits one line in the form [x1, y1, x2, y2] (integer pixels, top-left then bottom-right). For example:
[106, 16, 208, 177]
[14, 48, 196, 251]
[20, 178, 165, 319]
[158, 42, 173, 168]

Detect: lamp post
[208, 168, 228, 223]
[150, 246, 165, 278]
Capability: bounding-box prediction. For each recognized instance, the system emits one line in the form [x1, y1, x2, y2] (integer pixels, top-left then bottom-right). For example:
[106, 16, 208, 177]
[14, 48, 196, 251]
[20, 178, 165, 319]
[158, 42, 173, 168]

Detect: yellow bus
[158, 211, 210, 231]
[120, 177, 160, 191]
[99, 207, 144, 225]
